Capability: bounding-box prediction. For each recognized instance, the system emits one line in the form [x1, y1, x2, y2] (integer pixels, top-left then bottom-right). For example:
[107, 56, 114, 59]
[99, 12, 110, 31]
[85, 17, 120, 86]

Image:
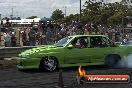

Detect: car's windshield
[121, 40, 132, 45]
[54, 36, 73, 47]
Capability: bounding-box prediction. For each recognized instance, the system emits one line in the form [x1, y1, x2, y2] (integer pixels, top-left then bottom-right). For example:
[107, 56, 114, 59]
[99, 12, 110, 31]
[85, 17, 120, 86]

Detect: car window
[71, 37, 88, 48]
[90, 36, 113, 48]
[102, 37, 116, 47]
[102, 37, 111, 47]
[121, 40, 132, 45]
[90, 36, 104, 48]
[54, 36, 72, 47]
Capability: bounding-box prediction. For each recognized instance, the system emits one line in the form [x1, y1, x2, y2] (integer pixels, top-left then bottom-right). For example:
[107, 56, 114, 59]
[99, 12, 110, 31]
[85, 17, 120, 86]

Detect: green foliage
[50, 0, 132, 25]
[26, 16, 38, 19]
[51, 9, 64, 23]
[63, 14, 79, 24]
[107, 12, 124, 25]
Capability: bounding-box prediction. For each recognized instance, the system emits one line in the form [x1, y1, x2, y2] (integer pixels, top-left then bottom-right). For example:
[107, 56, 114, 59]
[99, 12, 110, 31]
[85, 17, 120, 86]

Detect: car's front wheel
[39, 56, 58, 71]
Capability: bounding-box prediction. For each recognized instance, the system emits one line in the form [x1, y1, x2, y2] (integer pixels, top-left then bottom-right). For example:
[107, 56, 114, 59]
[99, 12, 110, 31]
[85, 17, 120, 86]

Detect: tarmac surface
[0, 65, 132, 88]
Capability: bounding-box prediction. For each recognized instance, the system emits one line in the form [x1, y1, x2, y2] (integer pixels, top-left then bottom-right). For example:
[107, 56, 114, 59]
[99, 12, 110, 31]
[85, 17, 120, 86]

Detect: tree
[26, 16, 38, 19]
[49, 0, 132, 26]
[2, 17, 10, 20]
[63, 14, 80, 24]
[51, 9, 64, 23]
[82, 1, 102, 23]
[81, 0, 132, 26]
[107, 12, 124, 25]
[16, 17, 21, 20]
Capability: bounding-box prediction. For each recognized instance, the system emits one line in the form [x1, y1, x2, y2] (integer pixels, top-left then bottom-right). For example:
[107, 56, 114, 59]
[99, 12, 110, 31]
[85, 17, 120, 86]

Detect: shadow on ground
[61, 64, 109, 71]
[20, 64, 115, 73]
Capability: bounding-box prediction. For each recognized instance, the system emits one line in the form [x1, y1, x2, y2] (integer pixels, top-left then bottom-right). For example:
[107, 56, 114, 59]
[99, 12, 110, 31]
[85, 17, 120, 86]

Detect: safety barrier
[0, 46, 36, 58]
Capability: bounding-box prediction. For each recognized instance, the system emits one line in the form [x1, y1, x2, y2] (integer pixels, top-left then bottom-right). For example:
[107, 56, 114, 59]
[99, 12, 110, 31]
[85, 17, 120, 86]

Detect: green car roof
[70, 35, 107, 38]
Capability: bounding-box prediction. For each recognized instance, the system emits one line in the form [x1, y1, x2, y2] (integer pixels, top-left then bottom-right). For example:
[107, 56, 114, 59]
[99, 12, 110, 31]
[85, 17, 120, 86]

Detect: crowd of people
[1, 21, 130, 47]
[3, 31, 17, 47]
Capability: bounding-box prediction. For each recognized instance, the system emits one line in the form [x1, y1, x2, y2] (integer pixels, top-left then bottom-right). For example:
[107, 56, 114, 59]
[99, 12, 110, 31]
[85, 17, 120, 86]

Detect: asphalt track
[0, 65, 132, 88]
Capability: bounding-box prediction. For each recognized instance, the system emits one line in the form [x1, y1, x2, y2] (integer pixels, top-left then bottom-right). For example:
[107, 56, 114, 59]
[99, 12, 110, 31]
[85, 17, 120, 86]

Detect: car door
[88, 36, 117, 64]
[64, 36, 91, 64]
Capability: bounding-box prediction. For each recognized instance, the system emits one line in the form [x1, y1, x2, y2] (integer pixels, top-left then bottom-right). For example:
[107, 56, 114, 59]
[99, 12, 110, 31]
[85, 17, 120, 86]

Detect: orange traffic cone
[56, 70, 64, 88]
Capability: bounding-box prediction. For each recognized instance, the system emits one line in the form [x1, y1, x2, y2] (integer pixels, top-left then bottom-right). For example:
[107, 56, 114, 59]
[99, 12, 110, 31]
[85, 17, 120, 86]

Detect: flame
[78, 66, 86, 76]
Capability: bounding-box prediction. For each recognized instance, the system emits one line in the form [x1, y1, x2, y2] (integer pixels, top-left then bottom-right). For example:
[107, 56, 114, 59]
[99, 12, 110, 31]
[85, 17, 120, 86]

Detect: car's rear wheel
[39, 56, 58, 72]
[105, 54, 121, 67]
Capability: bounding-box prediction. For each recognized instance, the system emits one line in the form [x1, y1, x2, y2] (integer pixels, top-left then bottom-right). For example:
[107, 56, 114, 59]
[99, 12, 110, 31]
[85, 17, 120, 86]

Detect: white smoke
[117, 54, 132, 68]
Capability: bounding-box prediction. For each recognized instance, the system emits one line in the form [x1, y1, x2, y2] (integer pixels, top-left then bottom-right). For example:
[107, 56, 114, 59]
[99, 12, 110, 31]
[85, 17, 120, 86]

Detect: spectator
[45, 27, 53, 45]
[28, 30, 36, 46]
[11, 34, 17, 47]
[4, 32, 11, 47]
[38, 35, 43, 45]
[22, 31, 27, 46]
[83, 24, 89, 34]
[108, 30, 112, 40]
[47, 22, 53, 29]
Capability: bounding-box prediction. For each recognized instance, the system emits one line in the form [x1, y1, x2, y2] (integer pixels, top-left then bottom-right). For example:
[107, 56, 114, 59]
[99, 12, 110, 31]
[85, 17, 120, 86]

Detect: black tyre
[105, 54, 121, 67]
[39, 56, 58, 72]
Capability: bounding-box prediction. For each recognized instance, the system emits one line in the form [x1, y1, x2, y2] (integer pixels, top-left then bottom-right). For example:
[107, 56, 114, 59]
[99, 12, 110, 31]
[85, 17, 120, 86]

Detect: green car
[17, 35, 132, 71]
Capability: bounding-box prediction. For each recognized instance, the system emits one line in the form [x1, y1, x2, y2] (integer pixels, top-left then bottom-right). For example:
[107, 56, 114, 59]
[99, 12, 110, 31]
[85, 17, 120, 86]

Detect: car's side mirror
[67, 45, 73, 49]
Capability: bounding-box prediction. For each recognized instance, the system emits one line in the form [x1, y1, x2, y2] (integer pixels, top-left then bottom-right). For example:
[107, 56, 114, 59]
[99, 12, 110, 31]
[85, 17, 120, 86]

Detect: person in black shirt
[11, 34, 17, 47]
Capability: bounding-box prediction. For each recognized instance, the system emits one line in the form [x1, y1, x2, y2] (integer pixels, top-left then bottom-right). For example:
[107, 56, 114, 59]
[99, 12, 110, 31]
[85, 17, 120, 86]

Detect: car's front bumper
[17, 57, 41, 69]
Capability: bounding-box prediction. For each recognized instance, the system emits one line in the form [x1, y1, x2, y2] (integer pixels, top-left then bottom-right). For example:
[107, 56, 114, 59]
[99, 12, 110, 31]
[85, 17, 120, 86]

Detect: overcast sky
[0, 0, 122, 19]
